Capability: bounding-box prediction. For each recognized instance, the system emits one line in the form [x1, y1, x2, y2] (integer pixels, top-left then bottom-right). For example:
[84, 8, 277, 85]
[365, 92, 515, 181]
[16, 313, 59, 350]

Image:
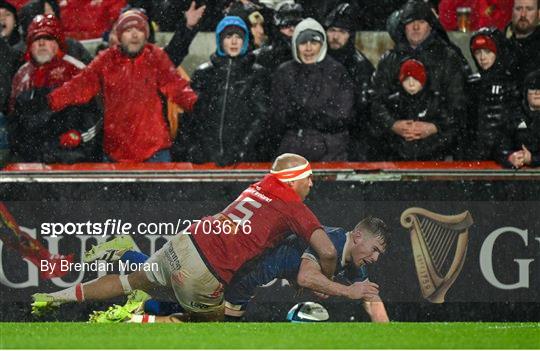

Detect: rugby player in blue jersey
[224, 216, 389, 322]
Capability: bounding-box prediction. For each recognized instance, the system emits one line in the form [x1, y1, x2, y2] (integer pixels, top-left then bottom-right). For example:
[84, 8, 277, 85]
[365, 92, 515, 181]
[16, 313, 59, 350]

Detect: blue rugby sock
[120, 250, 149, 264]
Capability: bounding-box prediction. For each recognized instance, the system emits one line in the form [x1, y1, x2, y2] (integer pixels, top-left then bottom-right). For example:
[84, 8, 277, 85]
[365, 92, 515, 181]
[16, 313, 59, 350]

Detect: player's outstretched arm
[363, 299, 390, 323]
[308, 228, 337, 280]
[297, 259, 379, 299]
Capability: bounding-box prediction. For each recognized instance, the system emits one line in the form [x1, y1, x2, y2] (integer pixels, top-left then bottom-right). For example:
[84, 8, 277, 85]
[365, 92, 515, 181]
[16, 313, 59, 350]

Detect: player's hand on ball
[345, 281, 379, 300]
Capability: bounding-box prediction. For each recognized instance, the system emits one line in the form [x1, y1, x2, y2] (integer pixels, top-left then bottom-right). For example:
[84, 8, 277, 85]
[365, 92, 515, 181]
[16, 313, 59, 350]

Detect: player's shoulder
[323, 226, 347, 242]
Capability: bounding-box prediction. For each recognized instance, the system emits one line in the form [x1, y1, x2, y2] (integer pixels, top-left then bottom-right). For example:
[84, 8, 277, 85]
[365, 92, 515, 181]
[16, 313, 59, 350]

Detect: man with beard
[41, 10, 198, 162]
[324, 3, 374, 161]
[506, 0, 540, 83]
[7, 14, 99, 163]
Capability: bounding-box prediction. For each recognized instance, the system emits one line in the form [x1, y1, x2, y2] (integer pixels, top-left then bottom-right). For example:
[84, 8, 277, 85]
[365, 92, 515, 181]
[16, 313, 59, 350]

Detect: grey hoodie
[291, 18, 327, 64]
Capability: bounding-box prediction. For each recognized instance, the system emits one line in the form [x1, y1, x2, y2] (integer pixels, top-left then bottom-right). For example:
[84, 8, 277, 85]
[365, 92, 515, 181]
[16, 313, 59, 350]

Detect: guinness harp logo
[400, 208, 473, 303]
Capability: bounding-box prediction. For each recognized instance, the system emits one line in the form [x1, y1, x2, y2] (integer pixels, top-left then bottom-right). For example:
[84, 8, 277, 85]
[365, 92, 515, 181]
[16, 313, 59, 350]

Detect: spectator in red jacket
[58, 0, 126, 40]
[7, 14, 99, 163]
[46, 9, 198, 162]
[439, 0, 513, 31]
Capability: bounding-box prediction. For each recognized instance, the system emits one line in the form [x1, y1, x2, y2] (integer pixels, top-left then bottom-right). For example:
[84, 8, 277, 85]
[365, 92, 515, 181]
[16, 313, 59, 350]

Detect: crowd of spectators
[0, 0, 539, 168]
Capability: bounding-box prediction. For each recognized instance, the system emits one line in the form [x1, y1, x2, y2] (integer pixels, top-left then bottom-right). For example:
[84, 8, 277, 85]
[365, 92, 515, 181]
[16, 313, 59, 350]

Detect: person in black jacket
[179, 16, 269, 165]
[324, 2, 374, 161]
[465, 28, 523, 160]
[254, 2, 303, 72]
[271, 18, 354, 161]
[371, 0, 468, 160]
[506, 0, 540, 85]
[498, 69, 540, 168]
[371, 59, 456, 160]
[7, 15, 99, 163]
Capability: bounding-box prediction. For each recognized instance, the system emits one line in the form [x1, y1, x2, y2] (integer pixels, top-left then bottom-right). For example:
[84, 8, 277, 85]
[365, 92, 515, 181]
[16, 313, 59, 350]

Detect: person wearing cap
[32, 152, 337, 323]
[0, 1, 20, 108]
[254, 1, 303, 72]
[6, 14, 99, 163]
[271, 17, 354, 161]
[41, 9, 197, 163]
[371, 0, 469, 160]
[227, 1, 268, 50]
[17, 0, 92, 64]
[498, 69, 540, 168]
[323, 2, 374, 161]
[465, 27, 522, 160]
[371, 58, 456, 160]
[506, 0, 540, 84]
[0, 1, 22, 162]
[179, 16, 269, 165]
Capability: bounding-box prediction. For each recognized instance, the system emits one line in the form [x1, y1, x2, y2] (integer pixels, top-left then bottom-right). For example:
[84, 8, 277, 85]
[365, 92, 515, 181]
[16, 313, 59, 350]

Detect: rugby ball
[286, 302, 329, 322]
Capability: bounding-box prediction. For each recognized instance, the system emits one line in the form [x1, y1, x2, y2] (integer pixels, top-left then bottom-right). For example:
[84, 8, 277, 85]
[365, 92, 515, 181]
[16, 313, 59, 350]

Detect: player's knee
[127, 271, 154, 291]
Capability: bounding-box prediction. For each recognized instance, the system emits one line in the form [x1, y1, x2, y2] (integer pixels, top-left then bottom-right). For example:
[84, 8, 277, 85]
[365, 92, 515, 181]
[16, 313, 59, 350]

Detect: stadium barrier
[1, 162, 539, 321]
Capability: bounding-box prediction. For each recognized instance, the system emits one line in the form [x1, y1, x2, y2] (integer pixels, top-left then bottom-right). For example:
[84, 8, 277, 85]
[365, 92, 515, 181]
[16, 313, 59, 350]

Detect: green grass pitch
[1, 322, 539, 349]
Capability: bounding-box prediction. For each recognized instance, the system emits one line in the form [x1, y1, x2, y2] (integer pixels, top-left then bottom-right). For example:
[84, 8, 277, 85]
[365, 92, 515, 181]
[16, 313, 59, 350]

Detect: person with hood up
[324, 2, 374, 161]
[271, 17, 354, 161]
[40, 9, 198, 163]
[371, 58, 456, 160]
[465, 27, 522, 160]
[372, 0, 468, 160]
[498, 69, 540, 168]
[7, 14, 99, 163]
[0, 1, 21, 112]
[17, 0, 92, 64]
[180, 16, 269, 165]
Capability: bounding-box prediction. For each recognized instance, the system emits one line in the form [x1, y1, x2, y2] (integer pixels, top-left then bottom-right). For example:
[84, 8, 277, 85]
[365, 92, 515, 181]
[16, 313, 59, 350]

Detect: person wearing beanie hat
[465, 27, 522, 161]
[498, 69, 540, 168]
[253, 2, 304, 73]
[215, 16, 249, 57]
[115, 9, 150, 57]
[180, 15, 268, 165]
[399, 58, 427, 95]
[323, 2, 374, 161]
[15, 0, 92, 64]
[371, 57, 457, 161]
[7, 13, 100, 163]
[270, 17, 355, 161]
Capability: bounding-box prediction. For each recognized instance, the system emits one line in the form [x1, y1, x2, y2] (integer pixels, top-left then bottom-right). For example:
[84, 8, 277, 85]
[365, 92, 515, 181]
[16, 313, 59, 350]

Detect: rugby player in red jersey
[32, 153, 337, 321]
